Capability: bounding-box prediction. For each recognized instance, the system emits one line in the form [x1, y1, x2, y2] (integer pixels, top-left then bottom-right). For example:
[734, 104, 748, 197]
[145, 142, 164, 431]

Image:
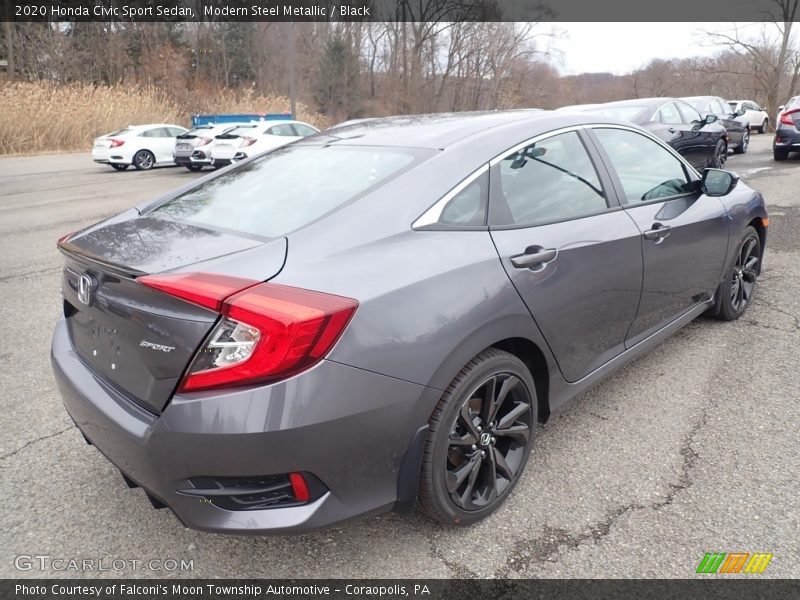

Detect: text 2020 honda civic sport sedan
[52, 111, 768, 534]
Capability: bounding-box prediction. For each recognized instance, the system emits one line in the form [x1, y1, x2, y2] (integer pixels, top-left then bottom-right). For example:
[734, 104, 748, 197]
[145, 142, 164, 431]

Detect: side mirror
[701, 168, 739, 197]
[704, 114, 718, 125]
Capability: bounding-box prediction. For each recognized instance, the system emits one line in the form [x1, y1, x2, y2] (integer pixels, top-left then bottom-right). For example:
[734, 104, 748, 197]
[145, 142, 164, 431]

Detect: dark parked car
[53, 111, 768, 533]
[773, 95, 800, 160]
[682, 95, 750, 154]
[561, 98, 730, 170]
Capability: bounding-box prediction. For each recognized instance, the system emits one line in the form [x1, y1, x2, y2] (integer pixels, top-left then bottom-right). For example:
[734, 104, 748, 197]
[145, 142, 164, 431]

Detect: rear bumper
[773, 127, 800, 148]
[51, 317, 436, 534]
[174, 154, 211, 166]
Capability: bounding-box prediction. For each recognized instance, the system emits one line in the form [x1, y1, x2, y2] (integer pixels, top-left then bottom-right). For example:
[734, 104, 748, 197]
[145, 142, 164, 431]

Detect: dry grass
[0, 82, 328, 155]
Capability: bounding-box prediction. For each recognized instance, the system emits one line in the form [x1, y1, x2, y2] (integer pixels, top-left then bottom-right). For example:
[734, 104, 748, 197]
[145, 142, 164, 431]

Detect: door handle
[667, 127, 676, 133]
[510, 247, 558, 269]
[642, 224, 671, 243]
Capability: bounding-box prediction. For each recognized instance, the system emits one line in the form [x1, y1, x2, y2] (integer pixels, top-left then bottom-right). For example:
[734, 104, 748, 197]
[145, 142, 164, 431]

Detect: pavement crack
[497, 377, 712, 575]
[0, 425, 75, 462]
[425, 527, 480, 578]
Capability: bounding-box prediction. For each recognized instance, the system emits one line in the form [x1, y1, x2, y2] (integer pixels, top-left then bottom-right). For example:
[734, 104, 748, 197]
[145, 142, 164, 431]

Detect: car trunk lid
[59, 216, 287, 413]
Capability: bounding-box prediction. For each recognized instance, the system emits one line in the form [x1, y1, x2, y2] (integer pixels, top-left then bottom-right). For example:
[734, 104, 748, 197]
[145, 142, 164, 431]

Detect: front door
[488, 129, 644, 383]
[588, 126, 730, 346]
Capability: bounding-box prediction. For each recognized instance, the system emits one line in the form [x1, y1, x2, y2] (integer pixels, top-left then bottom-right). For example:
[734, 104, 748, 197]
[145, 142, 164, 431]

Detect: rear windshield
[108, 128, 131, 136]
[149, 145, 427, 237]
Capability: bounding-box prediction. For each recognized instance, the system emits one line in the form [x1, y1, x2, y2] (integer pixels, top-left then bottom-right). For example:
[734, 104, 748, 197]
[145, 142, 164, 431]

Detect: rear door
[587, 126, 729, 346]
[488, 128, 644, 382]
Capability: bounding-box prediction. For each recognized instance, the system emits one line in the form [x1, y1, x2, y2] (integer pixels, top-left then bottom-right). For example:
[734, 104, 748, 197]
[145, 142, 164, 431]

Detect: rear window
[588, 105, 646, 121]
[149, 145, 427, 237]
[108, 128, 131, 136]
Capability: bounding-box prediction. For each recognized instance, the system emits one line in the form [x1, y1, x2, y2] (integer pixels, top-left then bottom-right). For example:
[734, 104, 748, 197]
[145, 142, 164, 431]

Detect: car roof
[682, 95, 725, 102]
[298, 109, 641, 153]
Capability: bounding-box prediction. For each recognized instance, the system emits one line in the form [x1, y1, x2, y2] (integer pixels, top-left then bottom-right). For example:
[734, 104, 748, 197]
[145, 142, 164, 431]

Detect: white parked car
[209, 120, 320, 166]
[172, 124, 252, 171]
[92, 124, 188, 171]
[727, 100, 770, 133]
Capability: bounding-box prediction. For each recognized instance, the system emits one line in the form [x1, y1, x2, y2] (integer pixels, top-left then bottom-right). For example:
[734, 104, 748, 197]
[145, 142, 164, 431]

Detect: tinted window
[593, 128, 693, 204]
[268, 124, 296, 136]
[167, 127, 186, 137]
[150, 145, 426, 237]
[140, 128, 160, 137]
[438, 171, 488, 226]
[677, 102, 702, 123]
[711, 99, 727, 115]
[491, 131, 607, 227]
[293, 124, 319, 137]
[658, 103, 683, 124]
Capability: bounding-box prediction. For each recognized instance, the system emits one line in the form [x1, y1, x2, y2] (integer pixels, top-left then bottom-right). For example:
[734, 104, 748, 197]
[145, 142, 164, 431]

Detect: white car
[209, 120, 320, 166]
[172, 124, 252, 171]
[727, 100, 770, 133]
[92, 124, 188, 171]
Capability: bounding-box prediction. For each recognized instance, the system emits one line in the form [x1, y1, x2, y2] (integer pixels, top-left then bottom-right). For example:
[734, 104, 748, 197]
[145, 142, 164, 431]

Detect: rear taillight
[196, 137, 213, 146]
[779, 110, 798, 125]
[137, 273, 358, 392]
[109, 138, 125, 148]
[240, 136, 256, 147]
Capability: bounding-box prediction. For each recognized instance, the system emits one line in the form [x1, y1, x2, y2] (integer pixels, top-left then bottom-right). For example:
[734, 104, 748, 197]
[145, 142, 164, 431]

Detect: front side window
[293, 124, 319, 137]
[490, 131, 608, 227]
[149, 145, 427, 237]
[658, 103, 684, 124]
[677, 102, 702, 123]
[593, 128, 694, 204]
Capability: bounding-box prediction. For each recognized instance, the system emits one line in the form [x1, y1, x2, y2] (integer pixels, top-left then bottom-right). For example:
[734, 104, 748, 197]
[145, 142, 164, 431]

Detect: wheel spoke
[494, 423, 530, 443]
[479, 375, 498, 423]
[496, 401, 530, 430]
[449, 431, 478, 447]
[730, 277, 740, 302]
[483, 450, 498, 504]
[492, 447, 514, 480]
[740, 238, 755, 266]
[447, 453, 481, 494]
[458, 403, 480, 439]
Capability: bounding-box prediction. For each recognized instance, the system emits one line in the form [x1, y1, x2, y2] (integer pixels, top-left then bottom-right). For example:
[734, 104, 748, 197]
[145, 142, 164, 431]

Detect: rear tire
[774, 148, 789, 161]
[133, 150, 155, 171]
[419, 348, 537, 526]
[185, 164, 204, 172]
[110, 163, 128, 171]
[710, 226, 761, 321]
[758, 119, 768, 134]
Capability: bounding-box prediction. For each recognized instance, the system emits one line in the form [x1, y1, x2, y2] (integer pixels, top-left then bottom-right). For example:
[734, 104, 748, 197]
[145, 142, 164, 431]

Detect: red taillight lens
[196, 136, 213, 146]
[137, 273, 358, 392]
[779, 110, 798, 125]
[109, 138, 125, 148]
[240, 136, 256, 147]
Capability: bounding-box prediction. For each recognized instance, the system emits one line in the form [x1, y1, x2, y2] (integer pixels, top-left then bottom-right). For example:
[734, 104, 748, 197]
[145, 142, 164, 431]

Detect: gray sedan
[52, 111, 767, 533]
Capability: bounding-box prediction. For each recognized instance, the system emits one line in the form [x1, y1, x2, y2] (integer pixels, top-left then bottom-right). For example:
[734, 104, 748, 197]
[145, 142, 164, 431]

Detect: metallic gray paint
[52, 110, 768, 533]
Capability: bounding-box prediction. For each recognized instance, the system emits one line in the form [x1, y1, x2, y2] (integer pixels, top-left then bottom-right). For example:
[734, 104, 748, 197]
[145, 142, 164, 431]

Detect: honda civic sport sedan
[53, 111, 768, 533]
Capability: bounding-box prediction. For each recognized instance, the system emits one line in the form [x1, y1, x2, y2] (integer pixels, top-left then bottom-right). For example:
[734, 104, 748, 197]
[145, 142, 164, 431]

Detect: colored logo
[697, 552, 773, 574]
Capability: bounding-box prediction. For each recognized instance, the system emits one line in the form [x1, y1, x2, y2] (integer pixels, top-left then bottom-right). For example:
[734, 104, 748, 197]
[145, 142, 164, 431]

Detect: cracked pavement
[1, 135, 798, 578]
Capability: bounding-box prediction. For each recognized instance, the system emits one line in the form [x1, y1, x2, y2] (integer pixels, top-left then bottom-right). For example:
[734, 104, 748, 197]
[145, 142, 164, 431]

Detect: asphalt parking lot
[0, 135, 798, 579]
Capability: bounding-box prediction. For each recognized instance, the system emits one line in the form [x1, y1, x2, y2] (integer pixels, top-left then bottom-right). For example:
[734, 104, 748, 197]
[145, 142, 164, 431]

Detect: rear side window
[150, 145, 427, 237]
[593, 128, 693, 204]
[437, 171, 488, 226]
[268, 124, 296, 136]
[490, 131, 608, 227]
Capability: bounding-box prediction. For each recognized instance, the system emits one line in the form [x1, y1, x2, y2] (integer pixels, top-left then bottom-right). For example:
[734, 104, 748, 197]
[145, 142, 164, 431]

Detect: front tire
[758, 119, 768, 134]
[133, 150, 155, 171]
[733, 128, 749, 154]
[711, 140, 727, 168]
[419, 349, 536, 526]
[711, 226, 761, 321]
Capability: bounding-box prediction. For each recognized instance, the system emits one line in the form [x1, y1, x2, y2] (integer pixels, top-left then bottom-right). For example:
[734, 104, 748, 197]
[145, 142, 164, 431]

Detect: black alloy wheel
[709, 226, 761, 321]
[733, 128, 749, 154]
[419, 349, 536, 525]
[712, 140, 727, 169]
